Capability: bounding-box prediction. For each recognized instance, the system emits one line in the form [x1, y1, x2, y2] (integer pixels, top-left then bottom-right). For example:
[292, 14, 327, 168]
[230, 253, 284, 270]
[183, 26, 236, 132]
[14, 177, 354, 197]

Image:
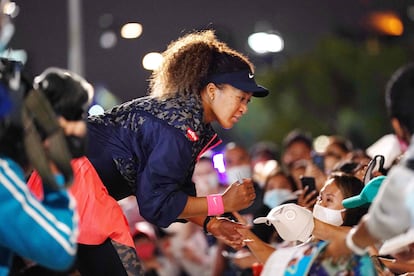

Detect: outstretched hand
[322, 228, 354, 260]
[208, 216, 250, 250]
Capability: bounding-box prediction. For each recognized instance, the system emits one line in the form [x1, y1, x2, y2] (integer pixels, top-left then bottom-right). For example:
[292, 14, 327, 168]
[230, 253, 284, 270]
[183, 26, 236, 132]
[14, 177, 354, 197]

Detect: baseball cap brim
[342, 175, 386, 209]
[205, 70, 269, 97]
[230, 81, 269, 97]
[342, 194, 365, 209]
[253, 205, 281, 226]
[253, 216, 271, 225]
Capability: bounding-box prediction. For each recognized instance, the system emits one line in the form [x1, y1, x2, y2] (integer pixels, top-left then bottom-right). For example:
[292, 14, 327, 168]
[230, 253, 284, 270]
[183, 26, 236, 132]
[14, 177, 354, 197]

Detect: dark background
[9, 0, 414, 150]
[11, 0, 398, 101]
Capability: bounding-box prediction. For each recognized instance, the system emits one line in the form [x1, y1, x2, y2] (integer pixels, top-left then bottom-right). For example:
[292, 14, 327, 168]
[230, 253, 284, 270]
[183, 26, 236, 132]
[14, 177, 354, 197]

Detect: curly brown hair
[149, 30, 254, 99]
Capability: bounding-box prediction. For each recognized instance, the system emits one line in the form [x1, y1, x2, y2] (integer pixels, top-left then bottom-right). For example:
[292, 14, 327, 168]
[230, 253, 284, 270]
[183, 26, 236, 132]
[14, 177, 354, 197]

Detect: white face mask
[312, 204, 345, 226]
[263, 189, 296, 209]
[225, 164, 252, 185]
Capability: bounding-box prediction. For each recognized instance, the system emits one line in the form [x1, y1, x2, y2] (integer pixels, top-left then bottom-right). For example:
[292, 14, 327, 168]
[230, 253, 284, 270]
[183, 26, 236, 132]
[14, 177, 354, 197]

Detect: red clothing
[28, 156, 134, 248]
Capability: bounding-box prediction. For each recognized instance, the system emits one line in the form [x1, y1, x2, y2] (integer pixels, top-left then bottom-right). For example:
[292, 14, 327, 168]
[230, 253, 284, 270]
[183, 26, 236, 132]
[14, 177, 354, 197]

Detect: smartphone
[300, 176, 316, 195]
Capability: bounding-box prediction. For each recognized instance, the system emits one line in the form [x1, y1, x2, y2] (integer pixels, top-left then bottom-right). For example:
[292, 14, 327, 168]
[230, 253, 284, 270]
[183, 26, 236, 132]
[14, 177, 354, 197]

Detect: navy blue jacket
[87, 94, 221, 227]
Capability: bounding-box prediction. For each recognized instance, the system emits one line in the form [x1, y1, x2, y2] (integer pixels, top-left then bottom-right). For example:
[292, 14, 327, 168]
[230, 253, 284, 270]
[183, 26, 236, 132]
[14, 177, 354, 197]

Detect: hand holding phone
[300, 176, 316, 195]
[298, 176, 318, 209]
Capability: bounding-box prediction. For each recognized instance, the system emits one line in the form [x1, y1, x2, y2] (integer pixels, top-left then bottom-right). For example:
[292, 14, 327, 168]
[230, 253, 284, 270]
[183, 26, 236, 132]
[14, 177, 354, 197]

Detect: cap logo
[186, 128, 199, 142]
[203, 70, 269, 97]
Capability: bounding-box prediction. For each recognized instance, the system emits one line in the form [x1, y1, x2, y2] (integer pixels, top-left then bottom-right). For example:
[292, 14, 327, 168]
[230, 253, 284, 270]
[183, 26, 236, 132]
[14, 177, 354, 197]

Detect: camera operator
[0, 59, 79, 275]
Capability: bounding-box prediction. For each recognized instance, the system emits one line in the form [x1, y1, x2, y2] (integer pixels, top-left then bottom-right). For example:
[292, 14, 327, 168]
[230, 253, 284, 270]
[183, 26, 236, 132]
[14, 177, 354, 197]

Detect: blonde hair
[149, 30, 254, 99]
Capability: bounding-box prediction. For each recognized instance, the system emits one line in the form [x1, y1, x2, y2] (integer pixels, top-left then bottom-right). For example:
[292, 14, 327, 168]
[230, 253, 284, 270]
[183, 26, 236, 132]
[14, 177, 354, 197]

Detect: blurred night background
[9, 0, 414, 153]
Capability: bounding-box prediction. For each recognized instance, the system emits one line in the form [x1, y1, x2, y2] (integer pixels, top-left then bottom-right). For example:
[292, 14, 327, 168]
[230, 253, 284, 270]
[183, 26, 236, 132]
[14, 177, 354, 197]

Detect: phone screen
[300, 176, 316, 195]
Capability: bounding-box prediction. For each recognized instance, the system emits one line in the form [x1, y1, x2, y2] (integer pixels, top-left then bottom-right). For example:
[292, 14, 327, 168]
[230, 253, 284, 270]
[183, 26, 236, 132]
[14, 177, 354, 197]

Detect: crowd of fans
[120, 115, 414, 275]
[2, 1, 414, 275]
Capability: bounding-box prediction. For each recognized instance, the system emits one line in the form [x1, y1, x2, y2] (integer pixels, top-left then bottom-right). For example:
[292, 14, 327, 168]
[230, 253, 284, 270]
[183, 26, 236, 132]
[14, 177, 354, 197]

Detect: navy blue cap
[205, 70, 269, 97]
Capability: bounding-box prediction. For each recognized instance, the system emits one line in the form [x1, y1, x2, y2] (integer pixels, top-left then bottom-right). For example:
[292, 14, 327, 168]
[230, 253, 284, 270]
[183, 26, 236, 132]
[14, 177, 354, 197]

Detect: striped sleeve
[0, 158, 78, 271]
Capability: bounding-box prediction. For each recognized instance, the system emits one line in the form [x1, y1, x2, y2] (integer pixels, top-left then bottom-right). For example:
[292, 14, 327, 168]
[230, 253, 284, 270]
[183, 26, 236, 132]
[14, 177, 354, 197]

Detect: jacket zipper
[196, 133, 222, 161]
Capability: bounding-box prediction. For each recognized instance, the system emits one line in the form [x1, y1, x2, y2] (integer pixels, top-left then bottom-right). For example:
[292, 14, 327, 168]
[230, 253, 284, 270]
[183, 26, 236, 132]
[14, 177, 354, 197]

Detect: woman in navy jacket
[87, 30, 269, 248]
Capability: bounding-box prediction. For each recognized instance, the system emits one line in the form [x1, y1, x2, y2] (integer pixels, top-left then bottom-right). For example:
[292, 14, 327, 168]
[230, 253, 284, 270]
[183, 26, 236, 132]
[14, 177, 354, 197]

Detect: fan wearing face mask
[234, 172, 375, 275]
[313, 172, 369, 228]
[263, 169, 298, 210]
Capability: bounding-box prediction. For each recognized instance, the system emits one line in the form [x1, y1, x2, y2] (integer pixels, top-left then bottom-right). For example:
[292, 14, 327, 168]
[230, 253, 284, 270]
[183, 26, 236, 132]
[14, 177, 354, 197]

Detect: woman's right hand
[207, 216, 248, 250]
[221, 178, 256, 212]
[296, 186, 317, 210]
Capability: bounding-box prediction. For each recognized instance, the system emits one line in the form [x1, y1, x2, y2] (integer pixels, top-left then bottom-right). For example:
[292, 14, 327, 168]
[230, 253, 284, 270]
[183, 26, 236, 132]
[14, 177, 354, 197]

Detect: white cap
[253, 203, 314, 242]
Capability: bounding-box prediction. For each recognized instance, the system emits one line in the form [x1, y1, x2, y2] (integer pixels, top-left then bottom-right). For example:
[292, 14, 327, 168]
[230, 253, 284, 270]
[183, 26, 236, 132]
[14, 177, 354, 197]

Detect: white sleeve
[366, 164, 413, 241]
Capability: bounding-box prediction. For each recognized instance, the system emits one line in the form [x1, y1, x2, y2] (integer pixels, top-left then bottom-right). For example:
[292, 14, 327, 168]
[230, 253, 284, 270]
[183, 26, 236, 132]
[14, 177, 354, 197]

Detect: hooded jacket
[87, 94, 221, 227]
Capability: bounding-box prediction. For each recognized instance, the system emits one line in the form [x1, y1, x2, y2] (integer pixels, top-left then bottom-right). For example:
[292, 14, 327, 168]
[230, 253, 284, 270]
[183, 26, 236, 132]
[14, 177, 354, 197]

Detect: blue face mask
[225, 165, 252, 185]
[263, 189, 296, 209]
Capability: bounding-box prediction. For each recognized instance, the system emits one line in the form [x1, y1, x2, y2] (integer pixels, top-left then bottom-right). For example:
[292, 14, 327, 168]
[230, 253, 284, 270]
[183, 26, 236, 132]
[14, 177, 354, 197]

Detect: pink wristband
[207, 194, 224, 216]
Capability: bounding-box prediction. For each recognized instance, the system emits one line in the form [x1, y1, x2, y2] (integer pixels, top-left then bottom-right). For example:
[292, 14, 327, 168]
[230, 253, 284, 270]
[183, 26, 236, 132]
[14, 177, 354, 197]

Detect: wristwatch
[203, 216, 214, 235]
